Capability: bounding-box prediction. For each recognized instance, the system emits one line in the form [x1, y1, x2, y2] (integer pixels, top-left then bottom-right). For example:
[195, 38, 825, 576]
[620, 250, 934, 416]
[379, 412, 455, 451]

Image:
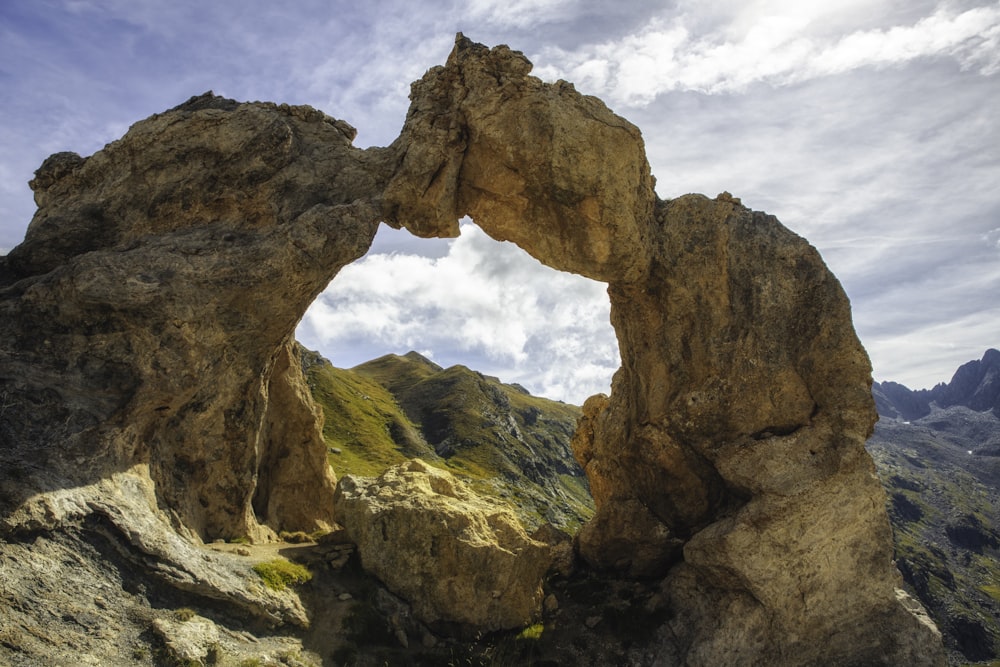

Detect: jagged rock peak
[874, 348, 1000, 419]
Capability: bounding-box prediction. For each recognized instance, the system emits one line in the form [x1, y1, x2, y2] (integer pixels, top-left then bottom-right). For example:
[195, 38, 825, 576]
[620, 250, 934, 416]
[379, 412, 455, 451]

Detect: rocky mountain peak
[874, 348, 1000, 420]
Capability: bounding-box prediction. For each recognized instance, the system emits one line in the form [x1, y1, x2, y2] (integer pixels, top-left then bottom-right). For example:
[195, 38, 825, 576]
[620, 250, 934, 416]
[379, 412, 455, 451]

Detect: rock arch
[0, 35, 943, 664]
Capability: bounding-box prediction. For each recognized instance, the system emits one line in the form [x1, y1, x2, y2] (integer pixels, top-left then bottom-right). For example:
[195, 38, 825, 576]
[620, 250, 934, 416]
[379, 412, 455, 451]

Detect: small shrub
[230, 535, 252, 545]
[205, 642, 222, 664]
[173, 607, 196, 622]
[253, 559, 312, 591]
[517, 623, 544, 640]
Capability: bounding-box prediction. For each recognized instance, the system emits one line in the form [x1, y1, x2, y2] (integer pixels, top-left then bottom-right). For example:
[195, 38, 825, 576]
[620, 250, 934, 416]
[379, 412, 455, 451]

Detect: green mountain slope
[868, 407, 1000, 664]
[300, 348, 594, 531]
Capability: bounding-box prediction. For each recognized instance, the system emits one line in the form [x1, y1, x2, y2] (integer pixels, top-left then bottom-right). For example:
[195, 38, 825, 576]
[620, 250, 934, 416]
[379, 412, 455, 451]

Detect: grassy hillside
[300, 348, 594, 531]
[868, 408, 1000, 664]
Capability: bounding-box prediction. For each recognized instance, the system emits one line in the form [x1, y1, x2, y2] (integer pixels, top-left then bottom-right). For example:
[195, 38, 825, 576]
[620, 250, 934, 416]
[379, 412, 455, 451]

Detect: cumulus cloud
[532, 4, 1000, 104]
[297, 223, 619, 404]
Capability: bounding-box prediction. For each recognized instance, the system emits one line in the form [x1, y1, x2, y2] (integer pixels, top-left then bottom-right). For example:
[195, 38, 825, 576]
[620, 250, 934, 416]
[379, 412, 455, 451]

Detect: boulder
[333, 459, 553, 632]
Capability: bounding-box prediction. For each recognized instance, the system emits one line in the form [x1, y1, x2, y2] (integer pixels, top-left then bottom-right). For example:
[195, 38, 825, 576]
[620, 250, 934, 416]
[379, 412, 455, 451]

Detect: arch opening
[294, 219, 619, 531]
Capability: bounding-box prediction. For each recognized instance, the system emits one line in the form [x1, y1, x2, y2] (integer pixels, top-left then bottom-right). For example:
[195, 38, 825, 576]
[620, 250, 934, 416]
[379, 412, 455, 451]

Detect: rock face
[386, 36, 945, 665]
[333, 459, 553, 631]
[1, 94, 390, 541]
[0, 96, 387, 664]
[0, 34, 945, 665]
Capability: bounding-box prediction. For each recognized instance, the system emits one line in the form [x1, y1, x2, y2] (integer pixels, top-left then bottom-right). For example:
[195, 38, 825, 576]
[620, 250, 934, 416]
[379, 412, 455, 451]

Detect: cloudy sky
[1, 1, 997, 403]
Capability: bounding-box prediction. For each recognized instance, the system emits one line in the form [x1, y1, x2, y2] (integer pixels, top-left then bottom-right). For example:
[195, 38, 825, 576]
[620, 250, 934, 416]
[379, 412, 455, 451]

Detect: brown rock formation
[386, 36, 945, 665]
[0, 33, 945, 664]
[0, 94, 390, 541]
[334, 459, 553, 631]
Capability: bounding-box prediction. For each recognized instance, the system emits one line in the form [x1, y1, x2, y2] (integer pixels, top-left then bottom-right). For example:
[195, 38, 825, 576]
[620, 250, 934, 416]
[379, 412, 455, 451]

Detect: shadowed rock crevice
[0, 34, 946, 665]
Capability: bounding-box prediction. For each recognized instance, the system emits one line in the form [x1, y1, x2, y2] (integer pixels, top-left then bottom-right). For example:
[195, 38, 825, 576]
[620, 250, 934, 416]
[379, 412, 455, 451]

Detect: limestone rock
[152, 614, 220, 664]
[333, 459, 553, 632]
[0, 93, 385, 664]
[1, 93, 390, 541]
[384, 37, 944, 665]
[385, 34, 656, 283]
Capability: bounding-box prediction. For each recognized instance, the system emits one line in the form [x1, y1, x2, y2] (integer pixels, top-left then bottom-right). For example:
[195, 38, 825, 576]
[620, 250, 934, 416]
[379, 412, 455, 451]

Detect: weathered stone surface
[385, 34, 656, 283]
[0, 94, 386, 665]
[333, 459, 553, 631]
[152, 615, 220, 664]
[1, 93, 389, 541]
[386, 38, 944, 665]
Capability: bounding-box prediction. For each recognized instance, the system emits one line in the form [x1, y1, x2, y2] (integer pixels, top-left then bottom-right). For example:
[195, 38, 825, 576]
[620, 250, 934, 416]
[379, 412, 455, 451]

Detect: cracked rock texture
[1, 94, 389, 541]
[334, 459, 553, 632]
[0, 34, 945, 665]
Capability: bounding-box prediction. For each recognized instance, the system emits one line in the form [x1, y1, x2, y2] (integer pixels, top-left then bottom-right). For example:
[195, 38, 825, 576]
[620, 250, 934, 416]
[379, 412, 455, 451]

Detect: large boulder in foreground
[334, 459, 554, 631]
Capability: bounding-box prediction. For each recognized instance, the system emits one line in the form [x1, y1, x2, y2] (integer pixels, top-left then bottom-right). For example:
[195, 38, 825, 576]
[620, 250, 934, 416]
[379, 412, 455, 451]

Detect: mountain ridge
[300, 346, 595, 532]
[868, 348, 1000, 664]
[874, 348, 1000, 420]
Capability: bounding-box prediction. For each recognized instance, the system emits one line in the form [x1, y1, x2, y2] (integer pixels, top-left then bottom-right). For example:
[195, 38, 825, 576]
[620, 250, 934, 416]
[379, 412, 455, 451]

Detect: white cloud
[297, 223, 619, 403]
[532, 4, 1000, 104]
[465, 0, 576, 29]
[867, 307, 1000, 389]
[3, 0, 996, 396]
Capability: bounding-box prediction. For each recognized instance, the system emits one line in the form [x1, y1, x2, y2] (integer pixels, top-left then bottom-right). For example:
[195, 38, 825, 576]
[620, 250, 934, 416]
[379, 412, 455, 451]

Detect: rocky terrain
[869, 349, 1000, 664]
[0, 35, 945, 665]
[301, 347, 593, 531]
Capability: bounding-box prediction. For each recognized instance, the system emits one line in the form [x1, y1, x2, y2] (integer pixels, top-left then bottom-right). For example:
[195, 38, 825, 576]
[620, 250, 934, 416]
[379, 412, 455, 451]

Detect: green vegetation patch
[173, 607, 196, 622]
[980, 583, 1000, 603]
[304, 355, 430, 476]
[252, 558, 312, 591]
[517, 623, 545, 640]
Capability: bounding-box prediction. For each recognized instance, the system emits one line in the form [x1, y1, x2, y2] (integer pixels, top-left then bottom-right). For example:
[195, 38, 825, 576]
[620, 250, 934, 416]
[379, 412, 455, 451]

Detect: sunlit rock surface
[387, 35, 945, 665]
[334, 459, 553, 631]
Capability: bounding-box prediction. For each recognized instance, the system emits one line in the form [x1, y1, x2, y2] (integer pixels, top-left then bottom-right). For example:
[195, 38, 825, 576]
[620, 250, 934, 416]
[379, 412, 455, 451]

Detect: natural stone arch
[0, 34, 944, 665]
[380, 38, 936, 663]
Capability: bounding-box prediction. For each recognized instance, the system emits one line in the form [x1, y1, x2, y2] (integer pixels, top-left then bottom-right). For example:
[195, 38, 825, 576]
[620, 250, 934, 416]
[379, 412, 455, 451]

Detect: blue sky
[1, 0, 998, 403]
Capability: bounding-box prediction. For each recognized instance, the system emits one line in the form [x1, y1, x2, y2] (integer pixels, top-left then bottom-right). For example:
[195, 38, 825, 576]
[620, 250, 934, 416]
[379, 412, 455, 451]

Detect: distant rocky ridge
[0, 34, 945, 665]
[867, 349, 1000, 664]
[298, 346, 593, 531]
[874, 349, 1000, 420]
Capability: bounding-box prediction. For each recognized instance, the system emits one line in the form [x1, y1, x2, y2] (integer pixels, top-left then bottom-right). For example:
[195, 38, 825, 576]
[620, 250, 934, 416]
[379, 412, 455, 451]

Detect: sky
[1, 0, 997, 404]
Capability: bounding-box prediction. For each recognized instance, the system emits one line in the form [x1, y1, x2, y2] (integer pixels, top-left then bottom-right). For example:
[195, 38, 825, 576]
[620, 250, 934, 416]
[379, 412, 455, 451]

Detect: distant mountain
[867, 349, 1000, 664]
[873, 348, 1000, 420]
[299, 347, 594, 532]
